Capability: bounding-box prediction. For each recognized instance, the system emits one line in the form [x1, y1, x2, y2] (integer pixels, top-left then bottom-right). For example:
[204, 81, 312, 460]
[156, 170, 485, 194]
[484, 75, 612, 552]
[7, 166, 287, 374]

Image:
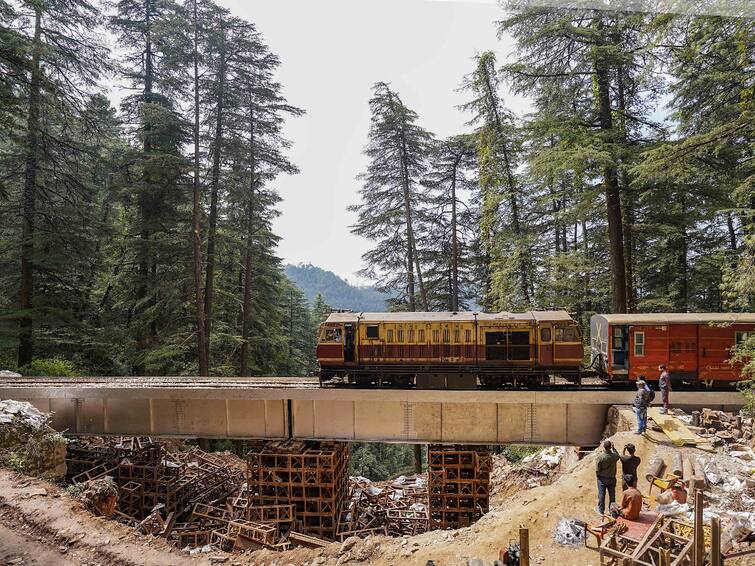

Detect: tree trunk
[406, 242, 416, 311]
[399, 127, 429, 311]
[481, 70, 530, 305]
[18, 5, 43, 368]
[593, 25, 627, 314]
[450, 156, 460, 312]
[191, 0, 208, 376]
[133, 0, 155, 375]
[677, 192, 688, 311]
[620, 185, 635, 312]
[240, 103, 256, 377]
[413, 444, 423, 474]
[203, 18, 226, 365]
[616, 64, 635, 313]
[726, 213, 737, 251]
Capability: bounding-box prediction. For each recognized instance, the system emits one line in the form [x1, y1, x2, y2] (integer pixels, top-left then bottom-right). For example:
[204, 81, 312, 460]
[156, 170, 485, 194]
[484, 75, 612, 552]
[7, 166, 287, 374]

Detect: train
[316, 310, 755, 389]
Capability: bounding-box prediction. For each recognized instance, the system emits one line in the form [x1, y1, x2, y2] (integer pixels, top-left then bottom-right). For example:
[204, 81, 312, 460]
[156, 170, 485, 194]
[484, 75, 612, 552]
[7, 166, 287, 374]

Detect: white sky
[216, 0, 530, 285]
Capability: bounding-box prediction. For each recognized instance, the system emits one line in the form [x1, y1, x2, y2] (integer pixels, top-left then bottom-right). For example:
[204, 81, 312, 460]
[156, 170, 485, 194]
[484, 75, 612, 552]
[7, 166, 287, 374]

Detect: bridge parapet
[0, 378, 744, 445]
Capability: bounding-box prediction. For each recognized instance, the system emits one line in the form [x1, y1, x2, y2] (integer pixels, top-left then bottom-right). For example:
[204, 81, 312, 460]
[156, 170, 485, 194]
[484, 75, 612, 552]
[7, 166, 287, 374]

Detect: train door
[539, 323, 554, 366]
[611, 325, 629, 370]
[343, 324, 355, 363]
[668, 324, 696, 379]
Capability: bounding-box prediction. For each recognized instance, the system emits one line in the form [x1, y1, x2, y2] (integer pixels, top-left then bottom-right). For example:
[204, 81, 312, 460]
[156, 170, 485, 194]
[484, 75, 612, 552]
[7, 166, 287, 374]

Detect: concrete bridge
[0, 377, 744, 445]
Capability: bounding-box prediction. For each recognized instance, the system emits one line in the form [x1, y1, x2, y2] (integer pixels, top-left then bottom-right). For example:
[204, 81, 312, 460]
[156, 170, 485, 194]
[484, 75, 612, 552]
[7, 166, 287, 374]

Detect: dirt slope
[0, 468, 213, 566]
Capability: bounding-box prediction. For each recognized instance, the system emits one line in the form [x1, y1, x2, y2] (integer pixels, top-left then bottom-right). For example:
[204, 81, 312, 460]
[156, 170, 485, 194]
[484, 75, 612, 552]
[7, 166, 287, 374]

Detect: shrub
[26, 358, 78, 377]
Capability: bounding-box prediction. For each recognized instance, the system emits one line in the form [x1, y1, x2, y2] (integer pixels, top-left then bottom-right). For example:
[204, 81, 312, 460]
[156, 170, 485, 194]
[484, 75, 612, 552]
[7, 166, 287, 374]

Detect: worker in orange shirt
[611, 475, 643, 521]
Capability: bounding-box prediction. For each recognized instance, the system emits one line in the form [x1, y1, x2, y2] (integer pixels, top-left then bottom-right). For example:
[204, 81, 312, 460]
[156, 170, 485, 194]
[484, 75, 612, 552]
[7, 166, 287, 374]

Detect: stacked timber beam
[428, 444, 491, 530]
[246, 440, 349, 540]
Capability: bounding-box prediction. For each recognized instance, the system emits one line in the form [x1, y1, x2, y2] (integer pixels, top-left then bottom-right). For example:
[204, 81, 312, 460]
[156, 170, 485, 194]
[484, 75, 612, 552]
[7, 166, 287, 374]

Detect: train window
[322, 327, 342, 343]
[387, 329, 394, 343]
[366, 325, 379, 339]
[556, 326, 578, 342]
[408, 328, 414, 342]
[397, 328, 404, 342]
[454, 329, 460, 343]
[736, 331, 749, 345]
[465, 329, 472, 342]
[418, 329, 425, 342]
[541, 327, 551, 342]
[634, 332, 645, 356]
[432, 329, 440, 342]
[443, 328, 450, 343]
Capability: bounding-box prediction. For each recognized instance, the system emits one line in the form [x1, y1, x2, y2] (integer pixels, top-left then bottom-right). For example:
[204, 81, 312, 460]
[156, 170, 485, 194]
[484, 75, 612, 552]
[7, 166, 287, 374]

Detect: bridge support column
[428, 444, 491, 530]
[245, 440, 349, 541]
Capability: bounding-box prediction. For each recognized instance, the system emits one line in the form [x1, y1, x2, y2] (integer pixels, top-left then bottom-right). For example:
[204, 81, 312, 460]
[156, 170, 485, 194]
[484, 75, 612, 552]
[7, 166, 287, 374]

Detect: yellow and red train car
[316, 311, 583, 388]
[590, 313, 755, 386]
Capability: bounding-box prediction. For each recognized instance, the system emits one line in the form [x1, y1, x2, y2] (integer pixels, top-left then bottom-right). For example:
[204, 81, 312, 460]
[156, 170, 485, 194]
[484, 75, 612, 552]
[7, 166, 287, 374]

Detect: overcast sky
[214, 0, 530, 285]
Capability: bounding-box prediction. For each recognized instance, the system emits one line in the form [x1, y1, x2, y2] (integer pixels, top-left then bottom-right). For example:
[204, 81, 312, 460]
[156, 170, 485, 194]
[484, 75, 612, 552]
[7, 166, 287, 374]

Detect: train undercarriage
[319, 366, 736, 390]
[319, 365, 588, 389]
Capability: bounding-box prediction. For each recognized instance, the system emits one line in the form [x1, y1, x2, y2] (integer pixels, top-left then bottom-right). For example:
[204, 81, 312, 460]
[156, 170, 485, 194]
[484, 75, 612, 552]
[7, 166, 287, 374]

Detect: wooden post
[711, 516, 721, 566]
[694, 489, 704, 566]
[660, 548, 670, 566]
[519, 525, 530, 566]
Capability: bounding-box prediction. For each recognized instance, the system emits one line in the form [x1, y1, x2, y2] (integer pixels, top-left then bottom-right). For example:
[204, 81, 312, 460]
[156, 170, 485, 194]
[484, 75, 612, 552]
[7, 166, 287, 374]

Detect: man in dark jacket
[619, 443, 641, 487]
[659, 364, 671, 414]
[633, 380, 650, 434]
[595, 440, 620, 515]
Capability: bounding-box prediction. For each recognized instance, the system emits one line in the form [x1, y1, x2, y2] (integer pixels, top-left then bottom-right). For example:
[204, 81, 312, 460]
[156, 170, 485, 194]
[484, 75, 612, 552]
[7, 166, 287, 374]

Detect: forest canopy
[0, 1, 752, 382]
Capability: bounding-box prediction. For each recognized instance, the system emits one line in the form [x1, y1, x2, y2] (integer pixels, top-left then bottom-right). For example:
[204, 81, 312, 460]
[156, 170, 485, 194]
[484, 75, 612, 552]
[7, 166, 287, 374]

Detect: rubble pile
[338, 473, 428, 539]
[490, 446, 567, 500]
[688, 408, 755, 448]
[0, 399, 67, 478]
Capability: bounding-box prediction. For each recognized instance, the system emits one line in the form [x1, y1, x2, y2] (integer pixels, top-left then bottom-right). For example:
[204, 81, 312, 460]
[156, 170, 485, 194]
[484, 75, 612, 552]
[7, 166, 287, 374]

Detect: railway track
[0, 376, 321, 389]
[0, 375, 738, 392]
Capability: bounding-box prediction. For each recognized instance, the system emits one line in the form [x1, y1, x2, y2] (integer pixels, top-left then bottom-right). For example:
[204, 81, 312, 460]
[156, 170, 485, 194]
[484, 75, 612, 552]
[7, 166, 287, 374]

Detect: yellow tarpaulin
[647, 408, 700, 446]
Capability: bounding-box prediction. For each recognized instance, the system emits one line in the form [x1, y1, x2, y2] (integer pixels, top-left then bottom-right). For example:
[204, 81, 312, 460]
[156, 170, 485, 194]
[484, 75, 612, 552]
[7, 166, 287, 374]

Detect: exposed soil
[0, 468, 213, 565]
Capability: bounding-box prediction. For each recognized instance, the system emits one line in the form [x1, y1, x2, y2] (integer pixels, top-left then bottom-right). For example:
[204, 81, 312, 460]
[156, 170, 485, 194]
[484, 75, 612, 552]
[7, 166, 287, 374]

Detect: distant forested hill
[284, 264, 388, 312]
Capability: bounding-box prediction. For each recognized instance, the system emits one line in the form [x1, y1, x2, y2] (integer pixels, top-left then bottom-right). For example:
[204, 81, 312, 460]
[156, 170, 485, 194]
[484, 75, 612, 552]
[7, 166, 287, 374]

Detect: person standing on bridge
[595, 440, 620, 516]
[633, 380, 651, 434]
[658, 364, 671, 414]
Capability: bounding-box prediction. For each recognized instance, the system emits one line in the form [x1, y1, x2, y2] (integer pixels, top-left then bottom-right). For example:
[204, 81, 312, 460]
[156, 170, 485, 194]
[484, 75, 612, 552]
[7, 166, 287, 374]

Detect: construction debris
[80, 477, 119, 517]
[491, 446, 568, 500]
[338, 474, 428, 539]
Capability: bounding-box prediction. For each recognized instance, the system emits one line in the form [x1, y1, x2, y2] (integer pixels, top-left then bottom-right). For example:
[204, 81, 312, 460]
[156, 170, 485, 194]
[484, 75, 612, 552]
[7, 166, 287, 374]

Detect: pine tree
[221, 27, 303, 376]
[460, 51, 531, 310]
[499, 7, 641, 313]
[422, 135, 479, 311]
[0, 0, 109, 367]
[110, 0, 192, 374]
[350, 82, 434, 312]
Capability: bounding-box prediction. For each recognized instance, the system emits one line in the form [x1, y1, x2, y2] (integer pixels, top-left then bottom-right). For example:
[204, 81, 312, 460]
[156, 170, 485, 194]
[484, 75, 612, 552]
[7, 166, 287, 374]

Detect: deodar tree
[0, 0, 109, 368]
[350, 82, 434, 312]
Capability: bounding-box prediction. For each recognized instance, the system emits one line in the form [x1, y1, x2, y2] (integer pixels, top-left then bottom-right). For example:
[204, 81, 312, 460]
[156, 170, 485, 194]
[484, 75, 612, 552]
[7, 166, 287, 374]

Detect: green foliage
[26, 358, 79, 377]
[7, 452, 26, 473]
[349, 443, 419, 480]
[499, 445, 540, 464]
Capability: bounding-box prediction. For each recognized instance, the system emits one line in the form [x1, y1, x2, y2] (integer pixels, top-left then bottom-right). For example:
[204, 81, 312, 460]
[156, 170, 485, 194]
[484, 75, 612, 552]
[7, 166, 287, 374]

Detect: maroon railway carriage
[590, 312, 755, 386]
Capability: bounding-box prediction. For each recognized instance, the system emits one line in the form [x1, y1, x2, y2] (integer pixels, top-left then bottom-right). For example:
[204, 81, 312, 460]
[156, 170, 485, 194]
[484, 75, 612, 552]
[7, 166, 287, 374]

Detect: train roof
[323, 310, 574, 324]
[591, 312, 755, 325]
